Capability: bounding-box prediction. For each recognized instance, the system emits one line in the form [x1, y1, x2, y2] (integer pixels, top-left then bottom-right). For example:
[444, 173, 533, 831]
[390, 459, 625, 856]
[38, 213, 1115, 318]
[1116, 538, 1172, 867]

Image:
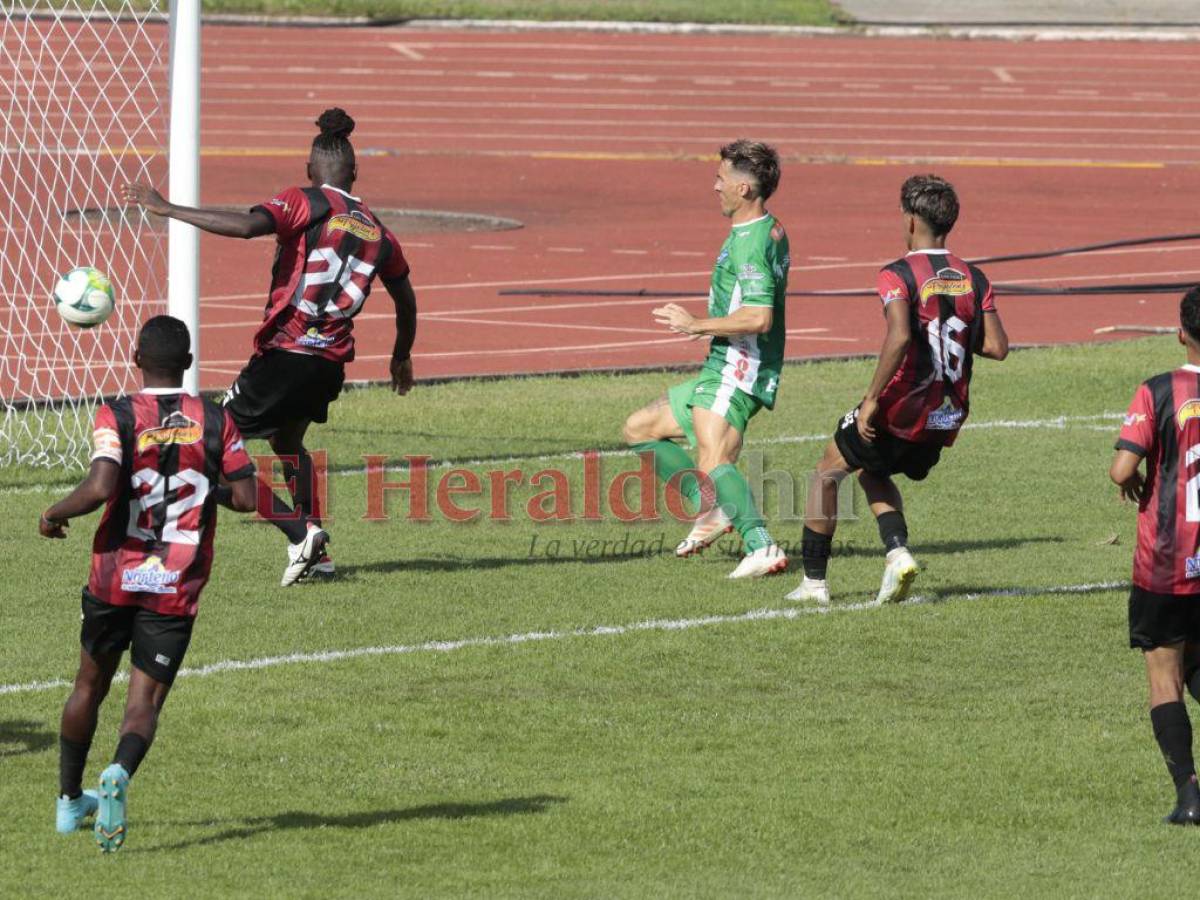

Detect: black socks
[801, 527, 832, 580]
[1151, 702, 1196, 793]
[113, 733, 151, 779]
[877, 511, 908, 553]
[59, 736, 91, 799]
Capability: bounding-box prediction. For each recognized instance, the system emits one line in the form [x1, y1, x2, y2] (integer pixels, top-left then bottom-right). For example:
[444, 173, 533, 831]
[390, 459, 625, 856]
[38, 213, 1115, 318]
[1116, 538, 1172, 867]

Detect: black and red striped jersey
[875, 250, 997, 445]
[251, 184, 410, 363]
[1117, 365, 1200, 596]
[88, 389, 255, 617]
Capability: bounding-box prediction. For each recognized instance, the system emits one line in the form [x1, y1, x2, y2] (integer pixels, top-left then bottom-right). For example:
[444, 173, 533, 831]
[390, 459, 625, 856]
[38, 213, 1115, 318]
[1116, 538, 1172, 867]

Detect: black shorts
[224, 350, 345, 439]
[1129, 586, 1200, 650]
[833, 407, 945, 481]
[80, 590, 194, 685]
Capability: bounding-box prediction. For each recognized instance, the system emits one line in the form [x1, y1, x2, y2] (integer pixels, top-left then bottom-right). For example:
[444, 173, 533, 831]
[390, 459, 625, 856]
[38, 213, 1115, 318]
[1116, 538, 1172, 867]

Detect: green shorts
[667, 372, 764, 448]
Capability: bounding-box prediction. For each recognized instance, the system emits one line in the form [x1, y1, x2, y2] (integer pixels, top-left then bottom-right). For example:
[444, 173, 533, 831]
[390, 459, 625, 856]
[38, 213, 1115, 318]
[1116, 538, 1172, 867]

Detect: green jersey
[701, 213, 789, 409]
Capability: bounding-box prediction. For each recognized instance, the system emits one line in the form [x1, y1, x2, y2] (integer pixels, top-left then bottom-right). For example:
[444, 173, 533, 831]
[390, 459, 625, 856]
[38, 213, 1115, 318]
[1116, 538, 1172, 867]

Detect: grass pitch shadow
[145, 794, 567, 852]
[0, 719, 55, 757]
[835, 535, 1065, 558]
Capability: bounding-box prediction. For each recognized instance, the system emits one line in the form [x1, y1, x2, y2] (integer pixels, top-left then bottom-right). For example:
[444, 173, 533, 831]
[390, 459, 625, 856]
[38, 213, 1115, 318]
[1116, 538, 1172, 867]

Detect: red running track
[8, 24, 1200, 394]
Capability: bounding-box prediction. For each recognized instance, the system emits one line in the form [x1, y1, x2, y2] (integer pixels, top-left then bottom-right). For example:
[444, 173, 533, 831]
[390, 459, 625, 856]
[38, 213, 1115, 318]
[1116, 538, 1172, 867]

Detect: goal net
[0, 1, 169, 469]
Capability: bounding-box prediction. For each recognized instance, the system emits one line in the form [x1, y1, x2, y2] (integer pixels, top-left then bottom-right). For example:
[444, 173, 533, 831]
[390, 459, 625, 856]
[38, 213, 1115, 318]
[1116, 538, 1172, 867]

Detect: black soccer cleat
[1163, 777, 1200, 826]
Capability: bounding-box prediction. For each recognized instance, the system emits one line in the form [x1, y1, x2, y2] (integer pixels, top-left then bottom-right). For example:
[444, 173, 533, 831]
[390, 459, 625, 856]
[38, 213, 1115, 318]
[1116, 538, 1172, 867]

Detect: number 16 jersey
[251, 184, 410, 364]
[89, 389, 255, 617]
[875, 250, 996, 446]
[1117, 365, 1200, 596]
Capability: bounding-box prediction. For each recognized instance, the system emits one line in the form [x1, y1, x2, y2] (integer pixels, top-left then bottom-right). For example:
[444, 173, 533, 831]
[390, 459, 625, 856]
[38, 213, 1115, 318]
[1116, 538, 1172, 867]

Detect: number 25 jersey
[89, 389, 255, 617]
[251, 184, 410, 364]
[1117, 365, 1200, 596]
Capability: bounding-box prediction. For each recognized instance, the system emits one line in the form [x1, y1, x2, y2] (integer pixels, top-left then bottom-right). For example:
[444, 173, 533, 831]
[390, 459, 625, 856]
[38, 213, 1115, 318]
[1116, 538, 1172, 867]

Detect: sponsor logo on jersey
[919, 267, 972, 304]
[881, 287, 904, 303]
[770, 222, 786, 242]
[137, 412, 201, 453]
[926, 397, 964, 431]
[739, 263, 765, 282]
[296, 326, 335, 349]
[327, 211, 381, 242]
[716, 249, 730, 265]
[1177, 399, 1200, 430]
[1123, 412, 1147, 427]
[1187, 553, 1200, 580]
[121, 556, 180, 595]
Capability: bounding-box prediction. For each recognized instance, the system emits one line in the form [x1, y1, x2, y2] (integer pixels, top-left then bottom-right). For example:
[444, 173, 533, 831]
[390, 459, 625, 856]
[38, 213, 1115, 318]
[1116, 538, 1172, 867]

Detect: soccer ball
[54, 266, 115, 328]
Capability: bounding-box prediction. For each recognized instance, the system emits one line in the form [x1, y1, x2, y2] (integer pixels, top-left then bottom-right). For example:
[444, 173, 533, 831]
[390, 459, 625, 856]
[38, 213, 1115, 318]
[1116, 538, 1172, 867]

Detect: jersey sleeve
[1116, 382, 1156, 457]
[378, 227, 411, 282]
[91, 404, 122, 465]
[731, 240, 776, 307]
[250, 186, 311, 240]
[221, 412, 256, 481]
[877, 267, 909, 309]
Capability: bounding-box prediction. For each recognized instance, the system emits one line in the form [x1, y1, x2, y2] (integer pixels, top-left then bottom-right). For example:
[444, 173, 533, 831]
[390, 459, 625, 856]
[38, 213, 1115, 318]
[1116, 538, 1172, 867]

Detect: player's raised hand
[653, 303, 697, 336]
[39, 512, 68, 539]
[856, 397, 879, 442]
[390, 356, 414, 396]
[121, 183, 170, 215]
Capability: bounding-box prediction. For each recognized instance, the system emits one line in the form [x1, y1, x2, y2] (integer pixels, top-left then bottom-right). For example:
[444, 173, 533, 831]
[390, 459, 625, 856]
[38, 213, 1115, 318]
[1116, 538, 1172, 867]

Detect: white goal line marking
[0, 581, 1127, 699]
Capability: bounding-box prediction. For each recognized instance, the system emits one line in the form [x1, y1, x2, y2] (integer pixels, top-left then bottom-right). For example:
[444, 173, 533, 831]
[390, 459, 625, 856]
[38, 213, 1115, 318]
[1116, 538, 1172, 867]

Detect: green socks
[631, 440, 703, 508]
[711, 463, 772, 552]
[630, 444, 770, 550]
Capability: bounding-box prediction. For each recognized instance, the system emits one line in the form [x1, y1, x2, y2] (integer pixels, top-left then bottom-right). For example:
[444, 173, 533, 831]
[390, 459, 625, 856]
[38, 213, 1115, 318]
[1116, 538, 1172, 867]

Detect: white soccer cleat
[281, 524, 330, 587]
[675, 506, 733, 557]
[728, 544, 788, 579]
[876, 547, 918, 604]
[784, 576, 830, 604]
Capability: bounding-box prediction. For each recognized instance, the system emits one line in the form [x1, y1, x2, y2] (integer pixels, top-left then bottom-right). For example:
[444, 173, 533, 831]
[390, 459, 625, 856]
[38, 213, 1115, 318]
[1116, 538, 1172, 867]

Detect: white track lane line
[0, 581, 1127, 698]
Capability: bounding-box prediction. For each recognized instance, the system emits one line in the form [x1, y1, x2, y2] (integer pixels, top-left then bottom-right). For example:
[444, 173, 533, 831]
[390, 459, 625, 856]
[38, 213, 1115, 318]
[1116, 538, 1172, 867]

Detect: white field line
[0, 413, 1125, 497]
[0, 580, 1127, 699]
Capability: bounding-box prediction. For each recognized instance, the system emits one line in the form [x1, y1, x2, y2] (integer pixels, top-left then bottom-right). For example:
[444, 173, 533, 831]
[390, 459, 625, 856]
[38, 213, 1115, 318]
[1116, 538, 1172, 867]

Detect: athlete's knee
[622, 413, 648, 446]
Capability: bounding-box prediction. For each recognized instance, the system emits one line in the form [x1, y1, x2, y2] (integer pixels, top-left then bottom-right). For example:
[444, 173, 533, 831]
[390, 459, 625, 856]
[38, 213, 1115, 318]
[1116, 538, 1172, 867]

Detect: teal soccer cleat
[94, 764, 130, 853]
[55, 790, 98, 834]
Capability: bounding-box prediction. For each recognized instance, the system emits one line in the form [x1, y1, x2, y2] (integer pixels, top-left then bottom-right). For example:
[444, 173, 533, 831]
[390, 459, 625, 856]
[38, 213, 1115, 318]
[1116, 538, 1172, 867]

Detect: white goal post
[0, 0, 200, 469]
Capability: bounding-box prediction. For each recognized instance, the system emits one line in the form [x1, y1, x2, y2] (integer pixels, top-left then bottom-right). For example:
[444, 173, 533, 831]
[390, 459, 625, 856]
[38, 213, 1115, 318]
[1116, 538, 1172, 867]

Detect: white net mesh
[0, 1, 169, 469]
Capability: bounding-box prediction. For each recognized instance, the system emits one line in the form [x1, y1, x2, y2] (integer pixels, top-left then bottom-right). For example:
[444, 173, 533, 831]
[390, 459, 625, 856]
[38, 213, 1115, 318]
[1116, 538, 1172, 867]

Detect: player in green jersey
[622, 140, 790, 579]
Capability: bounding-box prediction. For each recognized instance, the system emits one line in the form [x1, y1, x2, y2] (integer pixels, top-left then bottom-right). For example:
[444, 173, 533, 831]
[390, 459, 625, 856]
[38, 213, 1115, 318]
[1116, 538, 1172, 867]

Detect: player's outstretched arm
[121, 184, 275, 239]
[385, 275, 418, 395]
[1110, 449, 1146, 503]
[38, 459, 120, 538]
[978, 310, 1010, 360]
[213, 476, 258, 513]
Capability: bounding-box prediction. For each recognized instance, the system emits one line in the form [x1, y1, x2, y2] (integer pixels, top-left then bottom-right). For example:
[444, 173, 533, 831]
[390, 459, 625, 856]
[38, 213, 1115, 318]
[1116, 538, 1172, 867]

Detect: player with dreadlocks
[124, 109, 418, 586]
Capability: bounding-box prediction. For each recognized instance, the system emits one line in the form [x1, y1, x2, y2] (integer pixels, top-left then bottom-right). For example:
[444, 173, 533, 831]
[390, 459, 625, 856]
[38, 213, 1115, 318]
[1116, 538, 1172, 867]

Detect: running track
[12, 25, 1200, 392]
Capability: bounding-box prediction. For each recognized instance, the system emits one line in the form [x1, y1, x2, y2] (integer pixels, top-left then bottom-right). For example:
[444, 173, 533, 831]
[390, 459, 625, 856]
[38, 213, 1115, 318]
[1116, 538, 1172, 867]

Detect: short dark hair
[719, 139, 781, 200]
[137, 315, 191, 373]
[900, 174, 959, 237]
[1181, 287, 1200, 343]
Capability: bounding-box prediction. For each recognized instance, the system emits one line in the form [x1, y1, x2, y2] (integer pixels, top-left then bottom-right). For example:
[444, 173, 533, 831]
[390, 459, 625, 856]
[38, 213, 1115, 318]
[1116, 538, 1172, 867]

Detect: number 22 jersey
[1117, 365, 1200, 596]
[88, 389, 255, 617]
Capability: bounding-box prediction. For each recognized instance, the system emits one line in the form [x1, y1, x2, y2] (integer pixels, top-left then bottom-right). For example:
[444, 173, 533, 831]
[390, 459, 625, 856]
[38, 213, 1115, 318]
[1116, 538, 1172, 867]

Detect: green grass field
[1, 336, 1192, 896]
[194, 0, 847, 26]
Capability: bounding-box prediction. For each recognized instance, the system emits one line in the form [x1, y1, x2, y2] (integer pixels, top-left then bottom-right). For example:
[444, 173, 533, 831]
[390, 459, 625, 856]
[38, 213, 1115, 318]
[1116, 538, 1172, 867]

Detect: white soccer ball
[54, 266, 115, 328]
